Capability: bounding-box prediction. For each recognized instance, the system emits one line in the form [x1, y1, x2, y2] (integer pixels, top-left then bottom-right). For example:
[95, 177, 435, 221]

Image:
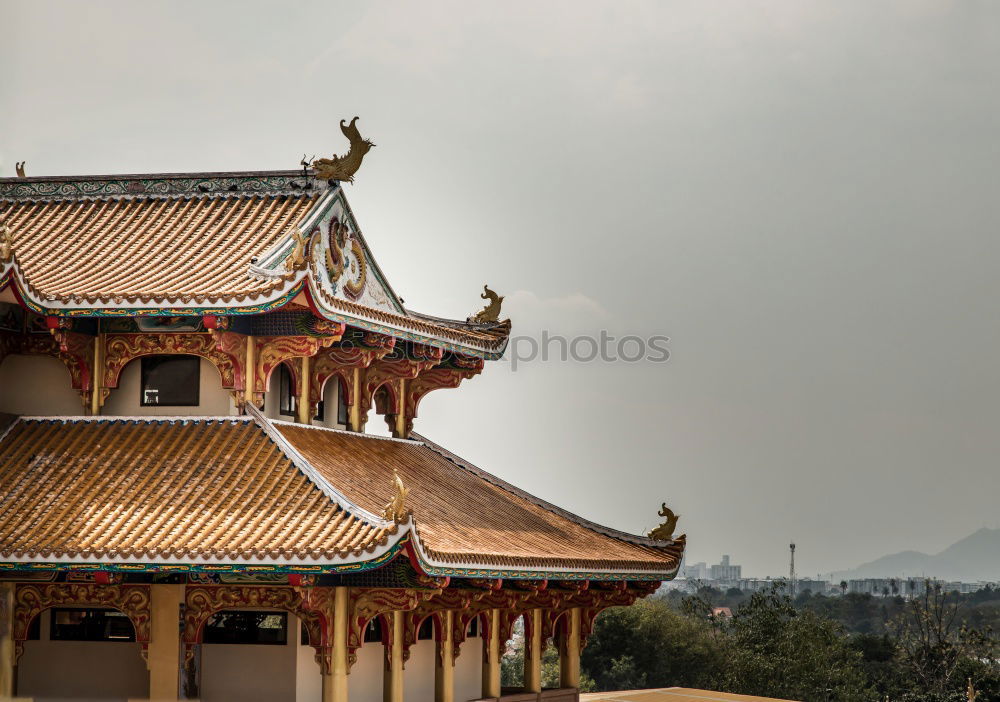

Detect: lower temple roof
[0, 413, 683, 579]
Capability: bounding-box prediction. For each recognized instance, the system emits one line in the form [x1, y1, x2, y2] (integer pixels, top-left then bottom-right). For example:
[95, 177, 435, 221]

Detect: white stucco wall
[263, 363, 296, 421]
[103, 356, 235, 416]
[296, 618, 323, 702]
[349, 641, 384, 702]
[319, 375, 347, 430]
[0, 354, 84, 415]
[405, 638, 437, 702]
[16, 609, 150, 702]
[456, 636, 484, 702]
[200, 620, 298, 702]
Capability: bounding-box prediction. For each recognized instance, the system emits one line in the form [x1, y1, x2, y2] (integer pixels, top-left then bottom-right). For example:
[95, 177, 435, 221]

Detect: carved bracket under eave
[252, 333, 342, 405]
[102, 332, 247, 393]
[11, 583, 151, 664]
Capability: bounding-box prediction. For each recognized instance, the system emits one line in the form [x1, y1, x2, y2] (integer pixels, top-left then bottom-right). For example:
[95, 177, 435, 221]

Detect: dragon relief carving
[311, 117, 375, 183]
[648, 503, 680, 541]
[323, 217, 367, 300]
[469, 285, 505, 324]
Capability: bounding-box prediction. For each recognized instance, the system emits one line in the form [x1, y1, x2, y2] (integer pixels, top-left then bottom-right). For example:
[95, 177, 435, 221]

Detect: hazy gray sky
[3, 0, 999, 577]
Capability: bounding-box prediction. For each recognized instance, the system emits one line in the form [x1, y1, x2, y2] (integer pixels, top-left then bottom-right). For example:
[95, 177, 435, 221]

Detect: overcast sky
[3, 0, 999, 577]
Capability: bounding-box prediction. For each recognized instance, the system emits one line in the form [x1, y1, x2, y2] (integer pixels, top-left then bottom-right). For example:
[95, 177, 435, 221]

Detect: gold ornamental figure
[648, 503, 680, 541]
[383, 469, 410, 522]
[469, 285, 505, 324]
[311, 117, 375, 182]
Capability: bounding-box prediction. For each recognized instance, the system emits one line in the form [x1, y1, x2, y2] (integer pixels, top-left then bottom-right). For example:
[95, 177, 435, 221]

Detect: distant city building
[710, 555, 742, 583]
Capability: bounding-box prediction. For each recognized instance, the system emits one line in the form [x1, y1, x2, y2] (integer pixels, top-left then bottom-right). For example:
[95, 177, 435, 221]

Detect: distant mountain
[833, 528, 1000, 582]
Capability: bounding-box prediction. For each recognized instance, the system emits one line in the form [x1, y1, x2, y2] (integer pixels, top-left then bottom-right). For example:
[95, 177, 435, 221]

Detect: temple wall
[200, 623, 297, 702]
[295, 618, 322, 702]
[349, 641, 384, 702]
[103, 357, 236, 417]
[406, 638, 436, 702]
[16, 610, 149, 701]
[263, 364, 295, 421]
[0, 354, 83, 416]
[319, 375, 348, 430]
[456, 636, 484, 702]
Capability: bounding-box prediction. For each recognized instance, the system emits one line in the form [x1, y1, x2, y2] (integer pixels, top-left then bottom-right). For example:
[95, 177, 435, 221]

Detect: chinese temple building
[0, 123, 685, 702]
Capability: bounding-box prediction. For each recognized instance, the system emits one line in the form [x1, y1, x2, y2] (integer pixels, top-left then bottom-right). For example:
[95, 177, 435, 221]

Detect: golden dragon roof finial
[382, 469, 410, 522]
[469, 284, 505, 324]
[284, 229, 308, 272]
[311, 117, 375, 183]
[648, 503, 681, 541]
[0, 217, 13, 262]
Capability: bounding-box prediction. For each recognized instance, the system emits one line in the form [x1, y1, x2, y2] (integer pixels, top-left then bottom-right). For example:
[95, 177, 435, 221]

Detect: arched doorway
[16, 606, 149, 701]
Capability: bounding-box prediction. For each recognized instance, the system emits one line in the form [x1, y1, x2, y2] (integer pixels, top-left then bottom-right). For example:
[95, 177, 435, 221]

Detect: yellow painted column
[559, 608, 581, 689]
[148, 583, 183, 700]
[524, 609, 542, 694]
[383, 609, 404, 702]
[350, 367, 363, 432]
[0, 582, 14, 699]
[435, 611, 454, 702]
[323, 586, 349, 702]
[481, 609, 501, 699]
[90, 332, 103, 416]
[297, 355, 313, 424]
[394, 378, 408, 438]
[244, 335, 256, 407]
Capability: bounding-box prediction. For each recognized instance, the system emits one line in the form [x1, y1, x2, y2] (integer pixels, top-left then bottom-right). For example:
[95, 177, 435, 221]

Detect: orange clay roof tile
[0, 417, 392, 562]
[1, 194, 316, 304]
[275, 424, 683, 573]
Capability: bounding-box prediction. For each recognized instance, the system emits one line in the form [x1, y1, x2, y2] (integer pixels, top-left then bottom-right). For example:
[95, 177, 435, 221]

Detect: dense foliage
[572, 584, 1000, 702]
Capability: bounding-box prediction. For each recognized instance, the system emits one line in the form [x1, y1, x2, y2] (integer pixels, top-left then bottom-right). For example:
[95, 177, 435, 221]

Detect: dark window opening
[140, 356, 200, 406]
[417, 617, 434, 641]
[363, 617, 382, 643]
[336, 381, 349, 426]
[203, 611, 287, 645]
[314, 400, 325, 422]
[279, 364, 295, 417]
[26, 615, 40, 640]
[467, 617, 479, 638]
[51, 608, 136, 642]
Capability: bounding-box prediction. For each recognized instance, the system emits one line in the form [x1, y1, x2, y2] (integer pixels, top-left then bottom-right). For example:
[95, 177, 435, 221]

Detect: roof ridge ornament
[648, 503, 681, 541]
[0, 216, 13, 261]
[382, 468, 411, 523]
[15, 161, 26, 178]
[468, 284, 505, 324]
[285, 229, 308, 272]
[310, 117, 375, 183]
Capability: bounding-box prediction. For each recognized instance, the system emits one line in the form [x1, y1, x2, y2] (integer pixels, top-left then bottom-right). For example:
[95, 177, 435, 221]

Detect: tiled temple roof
[0, 413, 682, 578]
[276, 423, 683, 575]
[0, 416, 395, 563]
[0, 171, 510, 358]
[2, 191, 316, 305]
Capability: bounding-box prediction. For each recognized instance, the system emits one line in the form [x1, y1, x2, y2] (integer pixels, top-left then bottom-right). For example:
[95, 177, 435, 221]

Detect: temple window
[202, 611, 288, 646]
[140, 356, 200, 406]
[417, 617, 434, 641]
[50, 608, 136, 642]
[278, 364, 295, 417]
[363, 617, 382, 643]
[336, 382, 348, 425]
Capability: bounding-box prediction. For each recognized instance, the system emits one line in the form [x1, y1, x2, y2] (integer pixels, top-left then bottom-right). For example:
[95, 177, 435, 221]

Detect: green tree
[720, 588, 872, 702]
[581, 598, 724, 691]
[890, 581, 999, 699]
